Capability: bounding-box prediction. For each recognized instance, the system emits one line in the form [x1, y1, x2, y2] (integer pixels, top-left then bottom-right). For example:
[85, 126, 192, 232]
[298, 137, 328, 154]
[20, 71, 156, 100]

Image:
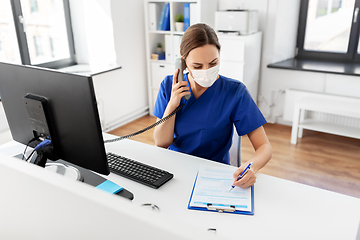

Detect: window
[297, 0, 360, 62]
[0, 0, 75, 69]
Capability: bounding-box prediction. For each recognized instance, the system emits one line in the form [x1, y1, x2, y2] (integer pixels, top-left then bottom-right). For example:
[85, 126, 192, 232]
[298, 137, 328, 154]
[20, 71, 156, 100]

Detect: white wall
[111, 0, 147, 72]
[257, 0, 302, 123]
[102, 0, 148, 130]
[67, 0, 149, 131]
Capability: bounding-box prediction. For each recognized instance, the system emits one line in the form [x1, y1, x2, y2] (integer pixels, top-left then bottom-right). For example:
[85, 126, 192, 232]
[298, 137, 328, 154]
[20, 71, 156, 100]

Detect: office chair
[229, 127, 241, 167]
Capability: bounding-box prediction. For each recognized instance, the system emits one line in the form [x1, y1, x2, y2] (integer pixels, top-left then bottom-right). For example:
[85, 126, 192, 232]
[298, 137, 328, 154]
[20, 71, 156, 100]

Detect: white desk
[1, 133, 360, 240]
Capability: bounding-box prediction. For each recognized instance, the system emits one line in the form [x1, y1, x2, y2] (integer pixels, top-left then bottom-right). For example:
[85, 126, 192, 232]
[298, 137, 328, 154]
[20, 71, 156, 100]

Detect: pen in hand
[229, 162, 253, 192]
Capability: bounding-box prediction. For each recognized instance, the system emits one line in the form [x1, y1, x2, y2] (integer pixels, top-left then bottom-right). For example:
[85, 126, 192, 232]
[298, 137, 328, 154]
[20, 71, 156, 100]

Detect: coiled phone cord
[104, 102, 186, 144]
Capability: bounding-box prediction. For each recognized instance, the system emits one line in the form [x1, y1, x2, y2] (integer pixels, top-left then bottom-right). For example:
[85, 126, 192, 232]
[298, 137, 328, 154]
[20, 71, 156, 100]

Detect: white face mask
[190, 64, 220, 88]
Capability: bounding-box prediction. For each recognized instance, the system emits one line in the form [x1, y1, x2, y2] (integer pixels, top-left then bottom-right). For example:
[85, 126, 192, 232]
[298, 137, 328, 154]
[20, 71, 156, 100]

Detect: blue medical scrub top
[153, 73, 266, 165]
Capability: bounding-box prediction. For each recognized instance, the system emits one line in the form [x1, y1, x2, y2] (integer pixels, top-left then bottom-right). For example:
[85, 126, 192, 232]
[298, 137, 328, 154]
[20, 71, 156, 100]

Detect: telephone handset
[175, 58, 191, 100]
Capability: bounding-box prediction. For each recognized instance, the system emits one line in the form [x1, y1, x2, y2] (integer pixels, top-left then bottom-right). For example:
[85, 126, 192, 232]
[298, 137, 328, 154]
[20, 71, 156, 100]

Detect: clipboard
[187, 167, 254, 215]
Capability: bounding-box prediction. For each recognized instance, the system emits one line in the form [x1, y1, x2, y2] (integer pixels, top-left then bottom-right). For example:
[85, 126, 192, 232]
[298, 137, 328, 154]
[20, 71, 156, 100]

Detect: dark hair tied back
[180, 23, 221, 59]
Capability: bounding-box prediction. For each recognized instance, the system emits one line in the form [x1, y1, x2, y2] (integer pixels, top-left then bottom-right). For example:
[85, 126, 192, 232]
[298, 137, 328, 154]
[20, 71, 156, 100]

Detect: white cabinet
[220, 38, 245, 62]
[150, 62, 174, 108]
[219, 61, 245, 81]
[150, 62, 174, 89]
[218, 32, 262, 102]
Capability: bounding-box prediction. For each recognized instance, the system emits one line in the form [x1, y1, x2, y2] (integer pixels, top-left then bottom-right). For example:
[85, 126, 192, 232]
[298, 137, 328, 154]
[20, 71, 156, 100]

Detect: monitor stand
[50, 159, 134, 201]
[45, 162, 84, 181]
[14, 152, 84, 182]
[14, 153, 134, 201]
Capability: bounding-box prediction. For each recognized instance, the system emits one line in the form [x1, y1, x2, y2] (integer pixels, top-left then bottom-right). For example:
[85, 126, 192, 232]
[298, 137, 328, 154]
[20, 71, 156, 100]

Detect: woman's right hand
[154, 69, 189, 148]
[168, 69, 190, 109]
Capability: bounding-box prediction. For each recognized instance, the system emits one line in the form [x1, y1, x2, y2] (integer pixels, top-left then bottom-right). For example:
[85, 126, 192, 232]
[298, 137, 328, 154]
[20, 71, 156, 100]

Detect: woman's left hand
[232, 162, 257, 189]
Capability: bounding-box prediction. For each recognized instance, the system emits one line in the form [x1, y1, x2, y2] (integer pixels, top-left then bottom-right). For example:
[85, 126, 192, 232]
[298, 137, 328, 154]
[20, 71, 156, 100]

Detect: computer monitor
[0, 62, 110, 175]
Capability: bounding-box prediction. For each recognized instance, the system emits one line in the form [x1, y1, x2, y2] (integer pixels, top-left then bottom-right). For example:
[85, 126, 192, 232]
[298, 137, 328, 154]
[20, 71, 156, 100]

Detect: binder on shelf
[184, 3, 190, 31]
[190, 3, 199, 26]
[165, 34, 173, 62]
[161, 3, 170, 31]
[173, 35, 182, 59]
[149, 3, 161, 31]
[188, 166, 254, 215]
[157, 3, 167, 30]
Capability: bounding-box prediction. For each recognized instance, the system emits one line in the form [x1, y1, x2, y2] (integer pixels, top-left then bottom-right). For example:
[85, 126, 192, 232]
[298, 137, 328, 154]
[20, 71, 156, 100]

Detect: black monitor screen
[0, 62, 109, 175]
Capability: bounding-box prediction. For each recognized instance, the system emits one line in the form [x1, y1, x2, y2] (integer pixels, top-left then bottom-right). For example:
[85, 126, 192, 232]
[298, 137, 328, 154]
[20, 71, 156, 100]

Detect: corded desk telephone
[175, 58, 191, 100]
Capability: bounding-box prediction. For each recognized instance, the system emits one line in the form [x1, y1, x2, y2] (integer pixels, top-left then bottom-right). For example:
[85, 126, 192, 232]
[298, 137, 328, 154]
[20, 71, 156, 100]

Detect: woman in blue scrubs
[153, 23, 272, 189]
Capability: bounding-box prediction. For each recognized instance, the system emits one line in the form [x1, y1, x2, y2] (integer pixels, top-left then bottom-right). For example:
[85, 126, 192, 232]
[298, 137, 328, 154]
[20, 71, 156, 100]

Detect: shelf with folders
[146, 1, 216, 33]
[147, 32, 182, 63]
[146, 2, 171, 32]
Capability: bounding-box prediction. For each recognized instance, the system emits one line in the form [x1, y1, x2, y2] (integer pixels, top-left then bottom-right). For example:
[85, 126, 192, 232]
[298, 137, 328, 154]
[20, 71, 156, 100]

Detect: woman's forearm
[153, 104, 177, 148]
[247, 142, 272, 173]
[232, 126, 272, 188]
[246, 126, 272, 173]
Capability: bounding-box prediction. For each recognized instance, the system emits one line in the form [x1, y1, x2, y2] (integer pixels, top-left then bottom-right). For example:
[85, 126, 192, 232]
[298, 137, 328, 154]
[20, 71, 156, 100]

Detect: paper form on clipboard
[188, 166, 254, 215]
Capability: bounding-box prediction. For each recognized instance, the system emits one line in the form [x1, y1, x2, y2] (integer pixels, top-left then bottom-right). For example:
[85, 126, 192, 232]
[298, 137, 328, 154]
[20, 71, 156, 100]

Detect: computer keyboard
[106, 152, 174, 189]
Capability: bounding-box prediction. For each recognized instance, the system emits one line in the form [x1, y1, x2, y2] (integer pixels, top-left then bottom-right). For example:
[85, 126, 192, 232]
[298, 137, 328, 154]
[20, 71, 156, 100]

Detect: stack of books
[151, 53, 165, 60]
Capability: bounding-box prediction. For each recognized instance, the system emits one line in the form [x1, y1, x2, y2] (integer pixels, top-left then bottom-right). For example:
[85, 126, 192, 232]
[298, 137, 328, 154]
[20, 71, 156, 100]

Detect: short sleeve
[231, 86, 267, 136]
[153, 75, 172, 119]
